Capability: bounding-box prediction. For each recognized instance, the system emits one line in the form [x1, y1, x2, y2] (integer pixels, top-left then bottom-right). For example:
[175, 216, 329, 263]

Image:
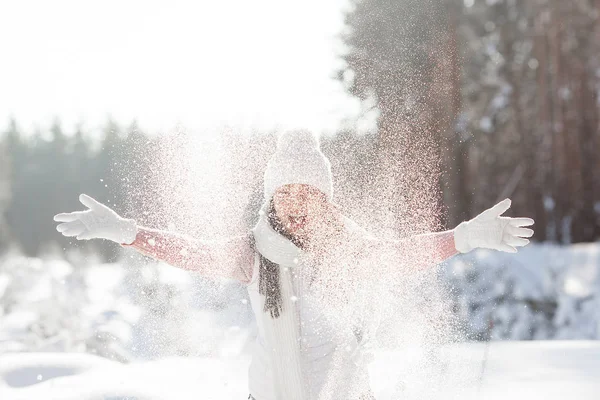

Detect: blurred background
[1, 0, 600, 367]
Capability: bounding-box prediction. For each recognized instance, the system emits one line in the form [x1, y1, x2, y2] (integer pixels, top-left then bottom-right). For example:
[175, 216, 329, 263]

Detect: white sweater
[246, 253, 372, 400]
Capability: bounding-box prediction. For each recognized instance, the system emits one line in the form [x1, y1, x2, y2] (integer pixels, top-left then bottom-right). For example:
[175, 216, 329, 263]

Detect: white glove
[53, 194, 138, 244]
[453, 198, 534, 253]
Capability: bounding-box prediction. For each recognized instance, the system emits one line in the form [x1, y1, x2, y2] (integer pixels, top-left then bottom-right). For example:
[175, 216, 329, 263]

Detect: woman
[53, 130, 534, 400]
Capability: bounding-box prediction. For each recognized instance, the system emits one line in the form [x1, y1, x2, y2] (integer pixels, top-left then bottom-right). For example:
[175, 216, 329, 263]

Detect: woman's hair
[257, 197, 305, 319]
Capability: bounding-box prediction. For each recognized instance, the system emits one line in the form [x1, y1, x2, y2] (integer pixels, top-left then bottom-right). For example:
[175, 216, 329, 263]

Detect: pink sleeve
[120, 226, 255, 284]
[401, 230, 458, 268]
[359, 230, 458, 276]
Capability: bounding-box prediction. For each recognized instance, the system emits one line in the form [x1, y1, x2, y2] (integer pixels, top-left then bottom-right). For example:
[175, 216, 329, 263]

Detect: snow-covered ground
[1, 242, 600, 398]
[1, 341, 599, 399]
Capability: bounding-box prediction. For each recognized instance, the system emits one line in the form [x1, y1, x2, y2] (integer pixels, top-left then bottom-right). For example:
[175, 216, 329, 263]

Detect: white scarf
[251, 211, 312, 400]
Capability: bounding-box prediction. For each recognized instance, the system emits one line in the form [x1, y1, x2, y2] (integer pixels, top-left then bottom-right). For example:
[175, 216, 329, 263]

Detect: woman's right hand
[53, 194, 138, 244]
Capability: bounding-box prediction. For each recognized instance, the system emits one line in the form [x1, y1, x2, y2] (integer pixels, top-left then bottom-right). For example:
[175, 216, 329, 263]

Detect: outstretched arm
[346, 198, 533, 275]
[121, 227, 255, 284]
[342, 216, 457, 274]
[382, 230, 457, 272]
[54, 194, 255, 284]
[353, 230, 457, 276]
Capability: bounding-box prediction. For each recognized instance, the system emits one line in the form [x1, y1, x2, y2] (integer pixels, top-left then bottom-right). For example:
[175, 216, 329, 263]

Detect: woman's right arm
[54, 194, 255, 285]
[121, 227, 255, 284]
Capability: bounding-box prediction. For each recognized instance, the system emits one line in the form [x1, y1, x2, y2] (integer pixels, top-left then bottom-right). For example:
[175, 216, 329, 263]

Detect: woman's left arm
[343, 217, 457, 274]
[395, 230, 458, 268]
[359, 230, 457, 274]
[349, 198, 534, 275]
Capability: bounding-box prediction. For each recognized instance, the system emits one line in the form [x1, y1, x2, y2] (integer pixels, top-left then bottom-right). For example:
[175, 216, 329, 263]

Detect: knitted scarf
[256, 199, 307, 319]
[251, 204, 313, 400]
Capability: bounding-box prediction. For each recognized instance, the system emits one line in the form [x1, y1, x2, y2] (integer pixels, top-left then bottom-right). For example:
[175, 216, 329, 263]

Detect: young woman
[53, 131, 534, 400]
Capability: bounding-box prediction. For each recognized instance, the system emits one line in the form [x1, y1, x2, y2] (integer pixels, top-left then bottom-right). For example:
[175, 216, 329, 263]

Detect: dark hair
[257, 197, 305, 319]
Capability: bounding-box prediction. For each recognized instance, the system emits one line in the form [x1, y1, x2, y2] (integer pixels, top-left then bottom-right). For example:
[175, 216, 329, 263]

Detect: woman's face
[272, 184, 329, 238]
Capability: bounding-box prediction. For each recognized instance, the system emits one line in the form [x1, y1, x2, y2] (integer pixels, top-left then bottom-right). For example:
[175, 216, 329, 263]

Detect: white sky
[0, 0, 366, 137]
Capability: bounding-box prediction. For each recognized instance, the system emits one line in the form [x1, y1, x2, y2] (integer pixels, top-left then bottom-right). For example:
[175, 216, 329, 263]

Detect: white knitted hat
[263, 130, 333, 202]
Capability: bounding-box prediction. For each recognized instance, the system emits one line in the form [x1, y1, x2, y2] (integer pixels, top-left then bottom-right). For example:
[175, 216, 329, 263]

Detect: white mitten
[453, 198, 534, 253]
[53, 194, 138, 244]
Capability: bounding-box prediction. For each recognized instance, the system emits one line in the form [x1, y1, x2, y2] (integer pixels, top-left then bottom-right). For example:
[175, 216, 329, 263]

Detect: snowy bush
[443, 243, 600, 340]
[0, 254, 136, 360]
[0, 251, 253, 362]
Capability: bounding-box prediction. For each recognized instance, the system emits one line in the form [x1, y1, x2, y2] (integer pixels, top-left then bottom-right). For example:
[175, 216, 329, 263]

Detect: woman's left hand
[453, 198, 534, 253]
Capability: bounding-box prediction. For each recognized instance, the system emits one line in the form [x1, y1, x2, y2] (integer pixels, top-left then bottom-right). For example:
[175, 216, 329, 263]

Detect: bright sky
[0, 0, 365, 137]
